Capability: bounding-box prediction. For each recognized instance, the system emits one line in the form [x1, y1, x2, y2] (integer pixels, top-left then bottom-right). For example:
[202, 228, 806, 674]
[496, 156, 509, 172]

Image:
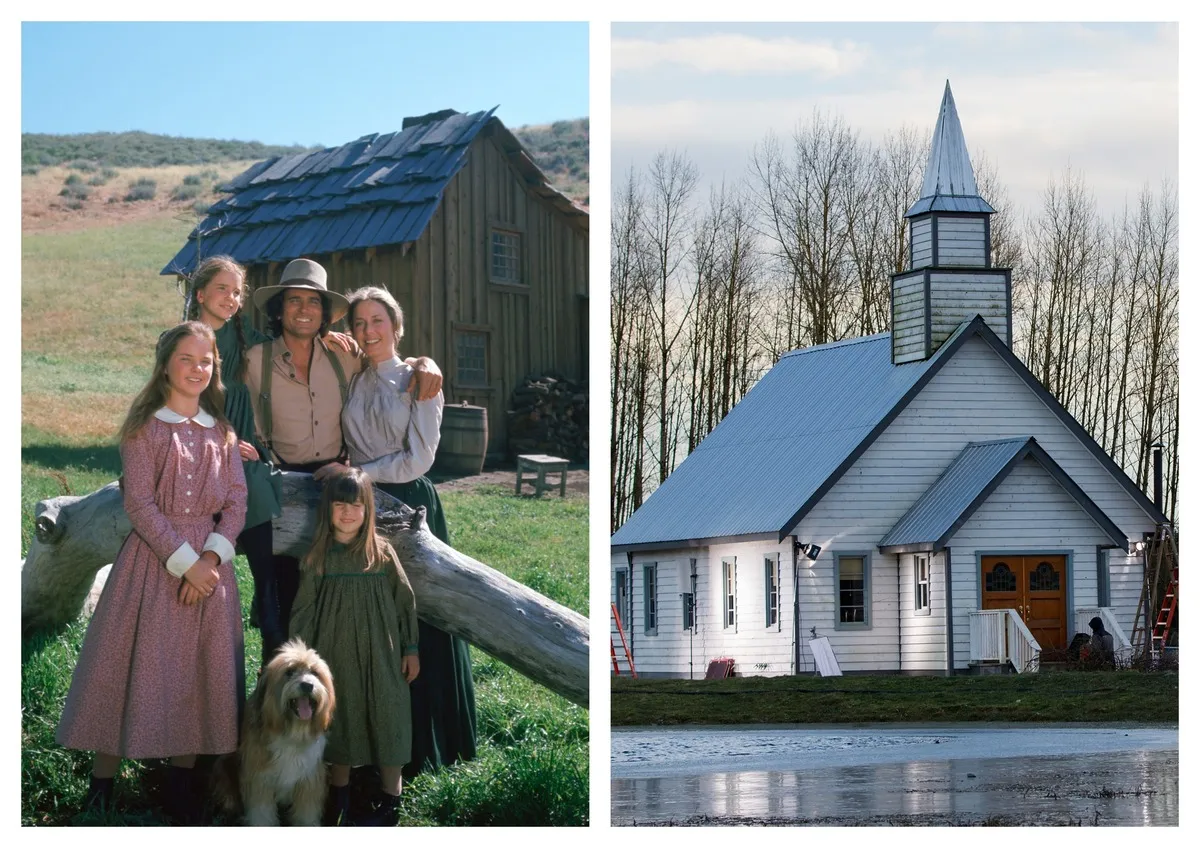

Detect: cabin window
[722, 557, 737, 630]
[764, 553, 780, 629]
[455, 331, 488, 387]
[682, 558, 697, 631]
[915, 555, 931, 615]
[643, 563, 658, 635]
[614, 568, 630, 631]
[490, 229, 522, 284]
[835, 552, 871, 629]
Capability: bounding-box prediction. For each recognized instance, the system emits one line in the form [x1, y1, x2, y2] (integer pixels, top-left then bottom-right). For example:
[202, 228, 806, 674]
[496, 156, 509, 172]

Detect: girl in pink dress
[55, 321, 247, 822]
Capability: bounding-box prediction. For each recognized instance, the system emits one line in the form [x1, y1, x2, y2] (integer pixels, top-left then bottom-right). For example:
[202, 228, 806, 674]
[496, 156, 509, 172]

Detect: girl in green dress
[185, 257, 285, 660]
[290, 466, 419, 827]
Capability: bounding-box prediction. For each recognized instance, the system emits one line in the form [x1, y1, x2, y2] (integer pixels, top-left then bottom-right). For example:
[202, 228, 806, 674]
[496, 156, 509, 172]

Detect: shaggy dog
[214, 639, 335, 826]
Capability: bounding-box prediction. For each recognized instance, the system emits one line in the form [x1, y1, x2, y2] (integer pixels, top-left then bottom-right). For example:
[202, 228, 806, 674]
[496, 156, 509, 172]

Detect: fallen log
[22, 473, 589, 708]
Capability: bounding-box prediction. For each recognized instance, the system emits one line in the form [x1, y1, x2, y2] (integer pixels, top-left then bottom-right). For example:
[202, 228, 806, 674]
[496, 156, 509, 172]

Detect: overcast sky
[612, 22, 1178, 220]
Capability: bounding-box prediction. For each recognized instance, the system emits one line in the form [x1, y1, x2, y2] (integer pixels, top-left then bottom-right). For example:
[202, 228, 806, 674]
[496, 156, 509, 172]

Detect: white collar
[154, 406, 216, 428]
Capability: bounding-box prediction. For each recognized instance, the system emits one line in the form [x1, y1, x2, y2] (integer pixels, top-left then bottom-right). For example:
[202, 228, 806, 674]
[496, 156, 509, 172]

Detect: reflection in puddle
[612, 726, 1178, 826]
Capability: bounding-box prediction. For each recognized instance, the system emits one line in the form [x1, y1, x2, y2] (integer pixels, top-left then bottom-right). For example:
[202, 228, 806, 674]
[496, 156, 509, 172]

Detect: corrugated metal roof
[610, 326, 971, 549]
[878, 437, 1128, 552]
[905, 81, 996, 218]
[878, 438, 1030, 550]
[161, 107, 587, 276]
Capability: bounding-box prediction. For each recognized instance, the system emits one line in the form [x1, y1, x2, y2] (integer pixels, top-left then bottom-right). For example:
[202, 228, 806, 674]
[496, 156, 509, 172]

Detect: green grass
[21, 486, 588, 826]
[612, 672, 1179, 726]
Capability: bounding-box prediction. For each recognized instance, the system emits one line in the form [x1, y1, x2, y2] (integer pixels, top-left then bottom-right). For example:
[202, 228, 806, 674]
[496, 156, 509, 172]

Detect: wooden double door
[980, 555, 1068, 651]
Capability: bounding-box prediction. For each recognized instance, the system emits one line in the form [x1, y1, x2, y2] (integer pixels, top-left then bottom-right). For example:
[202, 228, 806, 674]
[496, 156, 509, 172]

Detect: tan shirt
[245, 336, 364, 465]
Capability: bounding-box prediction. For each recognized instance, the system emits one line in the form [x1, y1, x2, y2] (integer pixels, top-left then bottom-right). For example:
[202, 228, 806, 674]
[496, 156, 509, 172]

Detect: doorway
[980, 555, 1068, 650]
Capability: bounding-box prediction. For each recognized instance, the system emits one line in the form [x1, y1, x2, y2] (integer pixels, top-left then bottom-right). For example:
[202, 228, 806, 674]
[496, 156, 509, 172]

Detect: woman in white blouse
[312, 285, 476, 780]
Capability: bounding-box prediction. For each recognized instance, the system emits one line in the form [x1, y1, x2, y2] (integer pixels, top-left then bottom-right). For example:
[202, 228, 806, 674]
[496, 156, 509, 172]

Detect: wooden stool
[516, 454, 569, 497]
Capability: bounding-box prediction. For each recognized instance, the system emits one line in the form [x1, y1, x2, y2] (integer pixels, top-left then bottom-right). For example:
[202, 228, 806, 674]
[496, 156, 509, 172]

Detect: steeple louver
[890, 82, 1012, 365]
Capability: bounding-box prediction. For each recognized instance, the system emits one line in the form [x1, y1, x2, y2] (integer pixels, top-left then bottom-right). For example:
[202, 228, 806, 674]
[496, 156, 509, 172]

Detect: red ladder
[1151, 566, 1179, 656]
[611, 602, 637, 677]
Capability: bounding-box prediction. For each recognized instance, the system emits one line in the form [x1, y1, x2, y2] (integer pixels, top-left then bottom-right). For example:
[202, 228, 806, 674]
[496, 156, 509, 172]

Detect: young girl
[56, 322, 247, 823]
[289, 466, 420, 827]
[184, 256, 283, 660]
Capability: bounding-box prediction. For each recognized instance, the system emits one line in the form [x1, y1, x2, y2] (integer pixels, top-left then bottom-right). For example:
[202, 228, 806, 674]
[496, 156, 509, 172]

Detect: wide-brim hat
[251, 258, 350, 324]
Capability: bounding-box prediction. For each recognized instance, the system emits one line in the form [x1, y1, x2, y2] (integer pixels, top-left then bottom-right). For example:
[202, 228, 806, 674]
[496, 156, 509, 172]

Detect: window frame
[834, 551, 872, 630]
[764, 552, 781, 630]
[614, 567, 631, 632]
[452, 326, 490, 390]
[642, 562, 658, 636]
[721, 557, 737, 631]
[914, 554, 932, 616]
[488, 226, 525, 286]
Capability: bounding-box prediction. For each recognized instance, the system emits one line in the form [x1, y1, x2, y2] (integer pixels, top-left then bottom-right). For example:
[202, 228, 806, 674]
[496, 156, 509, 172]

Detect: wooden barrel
[435, 403, 488, 476]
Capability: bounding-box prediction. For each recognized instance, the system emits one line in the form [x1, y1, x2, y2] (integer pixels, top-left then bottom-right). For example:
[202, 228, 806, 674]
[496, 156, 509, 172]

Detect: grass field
[611, 672, 1179, 726]
[21, 211, 589, 826]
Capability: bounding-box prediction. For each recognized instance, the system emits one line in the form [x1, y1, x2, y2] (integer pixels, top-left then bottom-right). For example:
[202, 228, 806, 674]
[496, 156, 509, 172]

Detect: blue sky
[612, 22, 1178, 218]
[22, 22, 589, 146]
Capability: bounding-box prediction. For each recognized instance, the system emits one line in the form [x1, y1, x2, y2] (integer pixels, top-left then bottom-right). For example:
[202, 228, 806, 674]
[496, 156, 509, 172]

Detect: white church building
[609, 84, 1166, 677]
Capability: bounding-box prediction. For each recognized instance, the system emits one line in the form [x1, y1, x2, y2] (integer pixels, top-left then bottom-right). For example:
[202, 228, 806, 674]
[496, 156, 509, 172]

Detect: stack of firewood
[506, 374, 589, 462]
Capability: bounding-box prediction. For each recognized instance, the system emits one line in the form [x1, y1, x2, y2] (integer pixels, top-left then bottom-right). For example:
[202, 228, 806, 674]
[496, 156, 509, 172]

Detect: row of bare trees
[611, 110, 1178, 530]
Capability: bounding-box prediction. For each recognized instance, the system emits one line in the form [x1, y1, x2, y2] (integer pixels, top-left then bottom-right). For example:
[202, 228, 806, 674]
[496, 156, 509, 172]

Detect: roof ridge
[780, 331, 891, 359]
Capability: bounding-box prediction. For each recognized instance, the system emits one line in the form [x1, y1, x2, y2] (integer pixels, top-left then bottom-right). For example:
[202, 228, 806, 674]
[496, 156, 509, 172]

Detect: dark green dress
[377, 479, 478, 778]
[290, 541, 419, 767]
[215, 315, 279, 530]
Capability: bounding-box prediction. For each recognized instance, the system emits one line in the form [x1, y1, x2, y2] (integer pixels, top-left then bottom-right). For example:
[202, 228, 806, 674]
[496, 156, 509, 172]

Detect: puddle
[612, 725, 1178, 826]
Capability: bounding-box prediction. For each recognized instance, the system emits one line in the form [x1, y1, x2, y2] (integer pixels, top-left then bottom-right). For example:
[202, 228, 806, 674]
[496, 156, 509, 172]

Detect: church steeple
[890, 82, 1012, 365]
[906, 81, 995, 218]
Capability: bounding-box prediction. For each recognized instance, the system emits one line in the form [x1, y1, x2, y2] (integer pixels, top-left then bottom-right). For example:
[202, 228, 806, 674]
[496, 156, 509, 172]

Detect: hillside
[21, 117, 590, 211]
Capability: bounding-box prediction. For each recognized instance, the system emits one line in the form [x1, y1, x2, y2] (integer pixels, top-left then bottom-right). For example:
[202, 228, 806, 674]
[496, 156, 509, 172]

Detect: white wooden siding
[929, 272, 1008, 348]
[892, 272, 927, 364]
[1107, 551, 1144, 637]
[898, 552, 947, 672]
[933, 216, 987, 266]
[910, 218, 933, 268]
[945, 456, 1113, 668]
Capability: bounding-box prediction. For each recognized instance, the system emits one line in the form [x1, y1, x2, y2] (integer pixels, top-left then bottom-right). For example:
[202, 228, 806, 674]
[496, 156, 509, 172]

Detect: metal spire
[906, 81, 995, 217]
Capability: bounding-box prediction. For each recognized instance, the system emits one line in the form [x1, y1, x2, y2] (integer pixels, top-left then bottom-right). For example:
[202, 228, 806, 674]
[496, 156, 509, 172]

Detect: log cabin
[610, 83, 1166, 677]
[162, 108, 589, 460]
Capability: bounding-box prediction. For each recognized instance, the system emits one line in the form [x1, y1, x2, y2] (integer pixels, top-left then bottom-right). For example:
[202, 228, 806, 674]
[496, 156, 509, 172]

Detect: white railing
[969, 609, 1041, 673]
[1075, 607, 1134, 664]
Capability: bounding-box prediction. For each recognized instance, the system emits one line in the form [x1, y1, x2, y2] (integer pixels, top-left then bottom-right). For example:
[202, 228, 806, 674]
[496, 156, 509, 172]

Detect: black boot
[163, 765, 200, 825]
[82, 776, 114, 816]
[357, 791, 399, 827]
[324, 784, 351, 827]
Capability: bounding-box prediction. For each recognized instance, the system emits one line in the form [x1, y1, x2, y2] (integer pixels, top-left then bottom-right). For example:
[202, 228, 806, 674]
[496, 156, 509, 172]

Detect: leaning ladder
[1132, 522, 1178, 659]
[611, 602, 637, 677]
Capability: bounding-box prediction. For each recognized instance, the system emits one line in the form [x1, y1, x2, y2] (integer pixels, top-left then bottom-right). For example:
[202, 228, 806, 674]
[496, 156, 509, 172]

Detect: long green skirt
[377, 479, 477, 777]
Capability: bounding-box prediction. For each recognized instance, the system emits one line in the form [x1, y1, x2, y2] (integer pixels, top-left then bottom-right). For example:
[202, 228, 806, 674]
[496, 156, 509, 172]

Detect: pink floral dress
[56, 408, 247, 759]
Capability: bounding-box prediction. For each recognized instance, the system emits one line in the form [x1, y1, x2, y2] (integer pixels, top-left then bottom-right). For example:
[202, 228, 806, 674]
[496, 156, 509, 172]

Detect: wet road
[612, 725, 1178, 826]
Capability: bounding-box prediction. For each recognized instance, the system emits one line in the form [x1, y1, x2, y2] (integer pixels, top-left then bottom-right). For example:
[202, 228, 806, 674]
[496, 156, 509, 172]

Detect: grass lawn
[611, 672, 1179, 726]
[22, 212, 589, 826]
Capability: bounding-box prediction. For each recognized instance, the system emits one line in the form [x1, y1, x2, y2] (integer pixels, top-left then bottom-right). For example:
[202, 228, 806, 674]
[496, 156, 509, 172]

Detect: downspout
[897, 554, 903, 674]
[792, 536, 801, 675]
[944, 548, 955, 676]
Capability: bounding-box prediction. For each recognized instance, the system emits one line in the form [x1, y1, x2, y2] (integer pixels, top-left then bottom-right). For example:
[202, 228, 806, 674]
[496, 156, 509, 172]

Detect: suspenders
[258, 336, 349, 463]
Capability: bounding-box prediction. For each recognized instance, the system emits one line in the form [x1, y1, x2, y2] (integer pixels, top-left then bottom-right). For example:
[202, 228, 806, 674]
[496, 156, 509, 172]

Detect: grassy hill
[22, 117, 590, 206]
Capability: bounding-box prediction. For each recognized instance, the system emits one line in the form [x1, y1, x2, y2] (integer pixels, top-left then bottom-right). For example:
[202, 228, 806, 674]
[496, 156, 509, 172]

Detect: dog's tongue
[297, 699, 313, 720]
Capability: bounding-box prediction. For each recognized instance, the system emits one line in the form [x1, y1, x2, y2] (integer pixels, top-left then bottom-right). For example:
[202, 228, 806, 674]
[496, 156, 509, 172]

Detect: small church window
[915, 555, 931, 615]
[643, 563, 658, 635]
[490, 229, 522, 284]
[614, 568, 630, 631]
[764, 553, 780, 629]
[722, 557, 737, 630]
[1029, 561, 1061, 591]
[836, 554, 869, 627]
[985, 562, 1016, 592]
